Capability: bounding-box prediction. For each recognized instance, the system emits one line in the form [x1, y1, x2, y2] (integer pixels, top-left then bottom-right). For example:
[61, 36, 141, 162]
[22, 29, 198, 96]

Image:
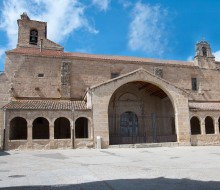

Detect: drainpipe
[2, 110, 6, 150]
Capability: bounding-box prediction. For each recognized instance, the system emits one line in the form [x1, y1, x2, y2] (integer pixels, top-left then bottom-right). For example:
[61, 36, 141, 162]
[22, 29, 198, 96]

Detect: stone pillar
[27, 123, 32, 148]
[174, 98, 191, 145]
[214, 118, 219, 134]
[50, 123, 54, 140]
[49, 123, 55, 149]
[201, 118, 206, 135]
[88, 120, 92, 139]
[71, 121, 75, 148]
[4, 123, 9, 150]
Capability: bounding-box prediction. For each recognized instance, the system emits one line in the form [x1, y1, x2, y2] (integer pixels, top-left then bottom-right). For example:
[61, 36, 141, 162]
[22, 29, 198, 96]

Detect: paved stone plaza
[0, 146, 220, 189]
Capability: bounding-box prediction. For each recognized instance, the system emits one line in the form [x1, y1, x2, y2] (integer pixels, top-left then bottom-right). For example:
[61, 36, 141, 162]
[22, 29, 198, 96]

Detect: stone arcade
[0, 13, 220, 150]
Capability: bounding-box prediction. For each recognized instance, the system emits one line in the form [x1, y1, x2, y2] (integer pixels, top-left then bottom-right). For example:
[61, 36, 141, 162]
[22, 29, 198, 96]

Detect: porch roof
[2, 100, 88, 111]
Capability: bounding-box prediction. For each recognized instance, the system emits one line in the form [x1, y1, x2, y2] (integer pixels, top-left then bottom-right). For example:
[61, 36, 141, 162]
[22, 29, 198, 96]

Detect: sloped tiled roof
[6, 47, 194, 66]
[2, 100, 88, 111]
[189, 102, 220, 111]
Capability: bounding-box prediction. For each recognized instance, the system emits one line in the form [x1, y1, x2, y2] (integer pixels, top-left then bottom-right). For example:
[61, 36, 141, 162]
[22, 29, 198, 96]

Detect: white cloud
[187, 56, 193, 62]
[92, 0, 110, 11]
[213, 50, 220, 61]
[128, 2, 169, 56]
[118, 0, 132, 9]
[0, 0, 98, 49]
[0, 0, 28, 49]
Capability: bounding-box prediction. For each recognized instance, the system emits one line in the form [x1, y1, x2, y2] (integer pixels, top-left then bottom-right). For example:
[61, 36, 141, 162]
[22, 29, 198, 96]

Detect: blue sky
[1, 0, 220, 71]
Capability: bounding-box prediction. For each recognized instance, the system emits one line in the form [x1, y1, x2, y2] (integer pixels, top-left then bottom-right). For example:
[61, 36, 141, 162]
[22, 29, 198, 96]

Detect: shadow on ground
[1, 177, 220, 190]
[0, 151, 10, 156]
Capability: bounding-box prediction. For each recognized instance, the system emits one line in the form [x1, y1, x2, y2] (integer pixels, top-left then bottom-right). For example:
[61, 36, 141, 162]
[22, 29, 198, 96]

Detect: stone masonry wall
[0, 73, 10, 149]
[5, 53, 220, 101]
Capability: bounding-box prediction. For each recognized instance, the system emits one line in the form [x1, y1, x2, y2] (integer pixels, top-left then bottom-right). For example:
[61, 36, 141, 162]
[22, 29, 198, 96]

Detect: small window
[111, 72, 119, 79]
[38, 73, 44, 78]
[192, 78, 197, 91]
[30, 29, 38, 45]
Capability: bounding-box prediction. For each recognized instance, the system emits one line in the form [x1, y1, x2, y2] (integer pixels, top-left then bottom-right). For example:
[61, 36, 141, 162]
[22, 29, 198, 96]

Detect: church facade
[0, 13, 220, 150]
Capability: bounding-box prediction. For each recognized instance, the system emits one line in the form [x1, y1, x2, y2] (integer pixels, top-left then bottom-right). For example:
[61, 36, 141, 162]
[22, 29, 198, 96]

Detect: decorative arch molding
[88, 68, 190, 147]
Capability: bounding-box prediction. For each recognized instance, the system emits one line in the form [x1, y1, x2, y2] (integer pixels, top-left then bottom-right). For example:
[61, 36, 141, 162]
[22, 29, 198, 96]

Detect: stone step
[108, 142, 180, 148]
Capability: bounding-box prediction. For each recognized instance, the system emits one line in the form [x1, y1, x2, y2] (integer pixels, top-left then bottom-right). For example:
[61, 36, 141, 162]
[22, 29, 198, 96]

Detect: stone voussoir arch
[52, 117, 73, 124]
[190, 115, 202, 122]
[32, 116, 51, 125]
[88, 68, 191, 147]
[74, 116, 92, 124]
[204, 115, 215, 121]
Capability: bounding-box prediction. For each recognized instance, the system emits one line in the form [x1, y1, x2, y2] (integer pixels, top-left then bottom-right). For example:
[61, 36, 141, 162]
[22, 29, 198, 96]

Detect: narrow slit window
[192, 78, 197, 91]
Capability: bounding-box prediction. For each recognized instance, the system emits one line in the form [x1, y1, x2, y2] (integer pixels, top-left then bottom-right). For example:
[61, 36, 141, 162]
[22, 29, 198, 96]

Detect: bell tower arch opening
[108, 81, 176, 145]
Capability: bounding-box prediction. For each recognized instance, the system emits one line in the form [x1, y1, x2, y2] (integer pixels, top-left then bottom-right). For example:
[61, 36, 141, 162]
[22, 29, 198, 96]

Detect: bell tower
[17, 12, 63, 51]
[17, 12, 47, 49]
[194, 41, 215, 69]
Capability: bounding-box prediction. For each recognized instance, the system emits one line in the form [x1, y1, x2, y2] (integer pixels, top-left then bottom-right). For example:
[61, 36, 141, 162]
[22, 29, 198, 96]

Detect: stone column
[49, 123, 55, 149]
[4, 122, 9, 150]
[27, 124, 32, 141]
[89, 120, 93, 139]
[201, 118, 206, 135]
[71, 121, 75, 148]
[214, 118, 219, 134]
[50, 123, 54, 140]
[27, 123, 32, 148]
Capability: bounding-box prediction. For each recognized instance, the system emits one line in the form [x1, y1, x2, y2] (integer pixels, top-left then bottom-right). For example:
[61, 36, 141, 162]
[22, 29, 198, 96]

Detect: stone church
[0, 13, 220, 150]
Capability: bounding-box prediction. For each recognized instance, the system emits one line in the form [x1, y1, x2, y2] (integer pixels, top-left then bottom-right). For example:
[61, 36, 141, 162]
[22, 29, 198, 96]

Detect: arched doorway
[33, 117, 49, 139]
[108, 81, 176, 145]
[75, 117, 89, 138]
[190, 116, 201, 135]
[205, 116, 214, 134]
[10, 117, 27, 140]
[54, 117, 71, 139]
[120, 111, 138, 137]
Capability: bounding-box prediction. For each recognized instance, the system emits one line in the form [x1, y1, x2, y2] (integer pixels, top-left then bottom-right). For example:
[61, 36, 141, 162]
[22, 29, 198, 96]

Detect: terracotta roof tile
[2, 100, 88, 111]
[7, 48, 64, 56]
[189, 102, 220, 111]
[7, 47, 195, 66]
